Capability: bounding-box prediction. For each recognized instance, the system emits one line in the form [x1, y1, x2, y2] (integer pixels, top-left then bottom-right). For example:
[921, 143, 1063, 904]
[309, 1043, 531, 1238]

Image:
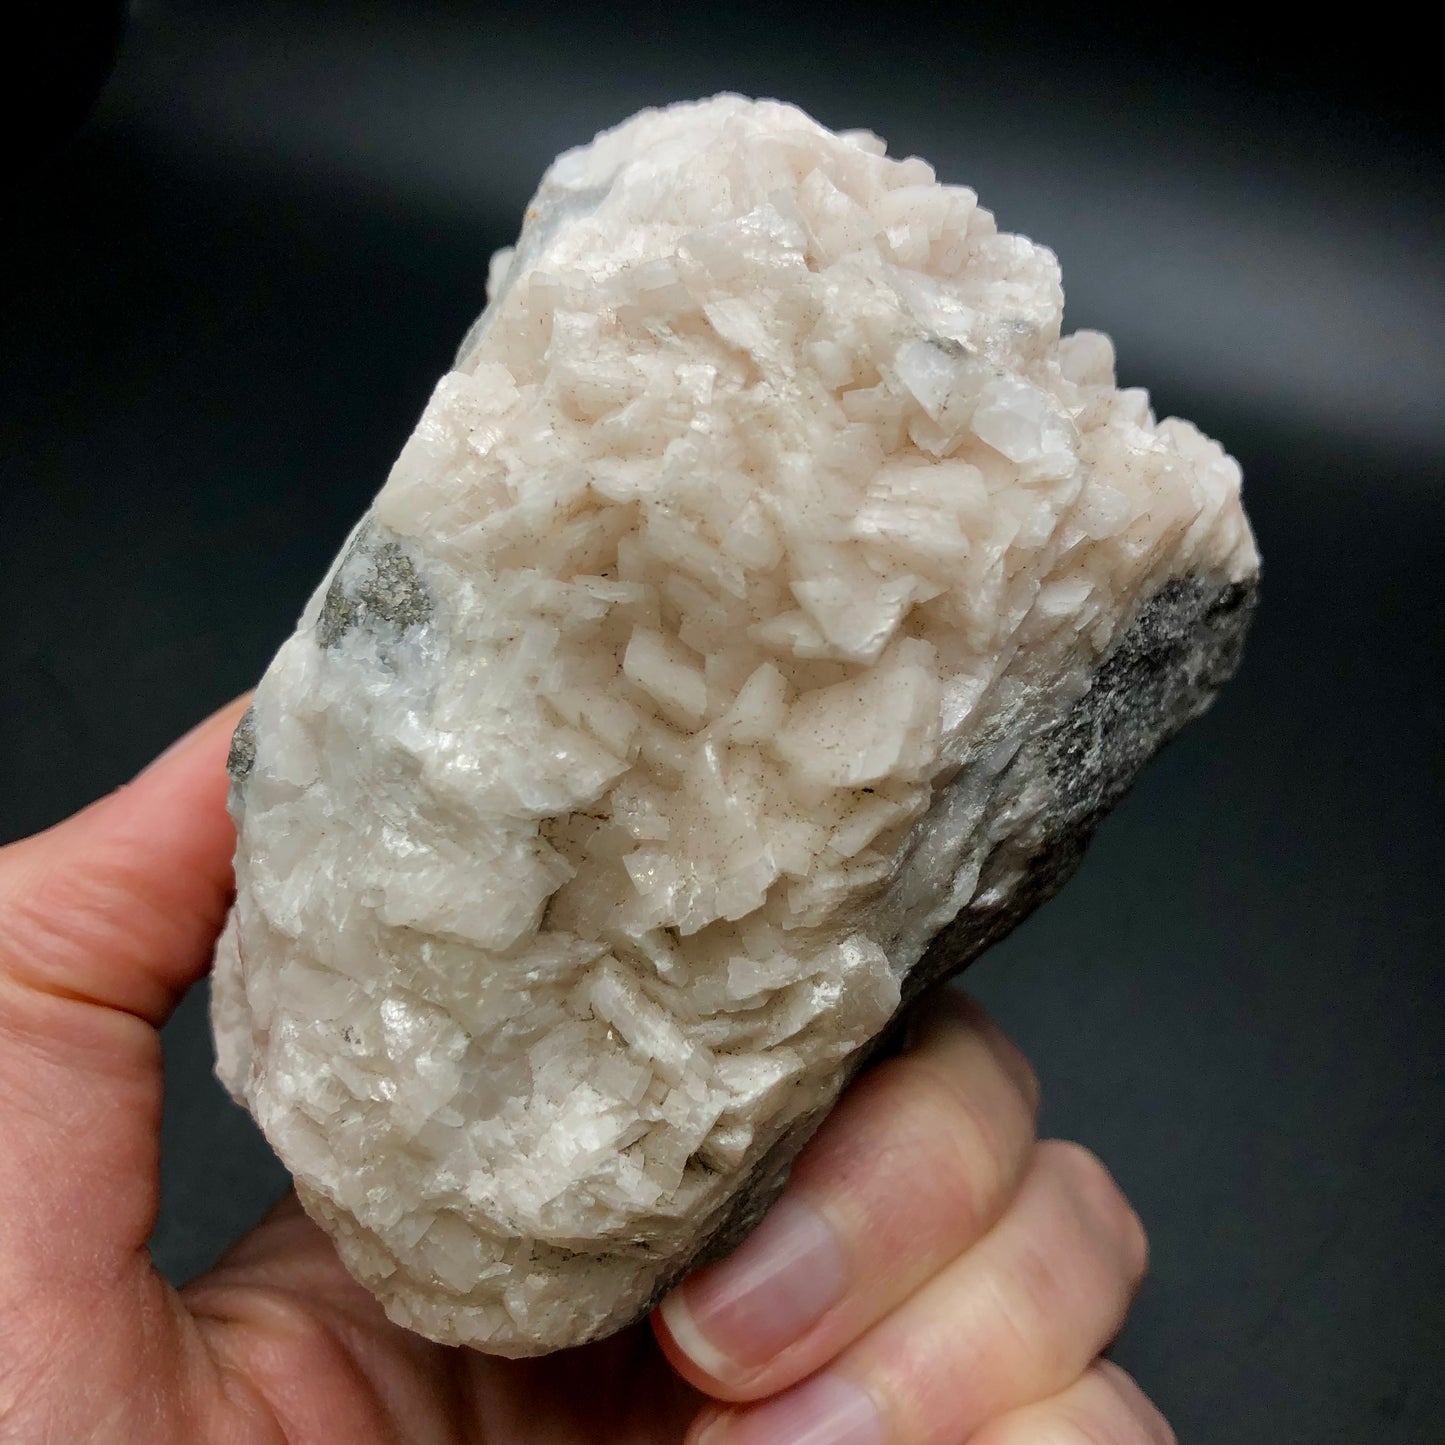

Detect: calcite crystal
[214, 96, 1258, 1355]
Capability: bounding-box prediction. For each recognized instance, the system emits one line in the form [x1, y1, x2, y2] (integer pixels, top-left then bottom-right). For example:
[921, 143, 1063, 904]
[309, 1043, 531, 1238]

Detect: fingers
[686, 1140, 1148, 1445]
[0, 694, 249, 1028]
[657, 990, 1039, 1400]
[966, 1360, 1176, 1445]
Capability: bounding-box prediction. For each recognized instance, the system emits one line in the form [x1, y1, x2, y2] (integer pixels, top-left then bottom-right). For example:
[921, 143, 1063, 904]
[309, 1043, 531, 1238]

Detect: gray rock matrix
[214, 97, 1258, 1355]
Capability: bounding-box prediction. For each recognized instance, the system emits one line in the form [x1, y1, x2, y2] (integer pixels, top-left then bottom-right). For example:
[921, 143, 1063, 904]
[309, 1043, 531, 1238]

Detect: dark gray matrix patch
[227, 705, 257, 786]
[317, 522, 433, 650]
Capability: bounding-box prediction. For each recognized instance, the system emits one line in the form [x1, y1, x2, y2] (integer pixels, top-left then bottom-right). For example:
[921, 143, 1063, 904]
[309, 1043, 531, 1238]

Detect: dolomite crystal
[214, 96, 1259, 1356]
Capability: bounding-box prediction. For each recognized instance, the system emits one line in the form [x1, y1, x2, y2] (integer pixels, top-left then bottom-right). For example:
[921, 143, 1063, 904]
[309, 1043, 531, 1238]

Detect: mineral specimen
[213, 96, 1259, 1356]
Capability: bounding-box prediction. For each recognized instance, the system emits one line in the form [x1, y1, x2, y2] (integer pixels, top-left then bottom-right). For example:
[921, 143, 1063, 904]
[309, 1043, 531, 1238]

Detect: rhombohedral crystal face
[214, 96, 1259, 1355]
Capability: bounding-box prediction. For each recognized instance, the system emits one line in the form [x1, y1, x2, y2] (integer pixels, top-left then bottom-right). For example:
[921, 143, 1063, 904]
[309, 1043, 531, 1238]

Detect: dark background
[3, 2, 1442, 1440]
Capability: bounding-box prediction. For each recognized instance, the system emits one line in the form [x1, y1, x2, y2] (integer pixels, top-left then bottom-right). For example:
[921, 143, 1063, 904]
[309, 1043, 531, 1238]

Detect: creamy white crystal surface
[214, 96, 1258, 1355]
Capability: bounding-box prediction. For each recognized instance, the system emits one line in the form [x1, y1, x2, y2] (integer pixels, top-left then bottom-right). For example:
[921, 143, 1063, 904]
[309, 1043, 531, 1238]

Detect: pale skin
[0, 698, 1175, 1444]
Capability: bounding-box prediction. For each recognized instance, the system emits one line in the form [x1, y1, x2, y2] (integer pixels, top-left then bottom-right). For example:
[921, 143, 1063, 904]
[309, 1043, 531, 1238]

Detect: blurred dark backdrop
[3, 3, 1441, 1440]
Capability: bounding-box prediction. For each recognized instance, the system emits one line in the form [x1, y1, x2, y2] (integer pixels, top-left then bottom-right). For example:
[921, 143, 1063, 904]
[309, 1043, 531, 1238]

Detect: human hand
[0, 699, 1171, 1444]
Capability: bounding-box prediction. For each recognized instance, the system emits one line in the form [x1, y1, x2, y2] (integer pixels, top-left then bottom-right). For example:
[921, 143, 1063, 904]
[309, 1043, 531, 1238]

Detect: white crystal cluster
[214, 96, 1258, 1354]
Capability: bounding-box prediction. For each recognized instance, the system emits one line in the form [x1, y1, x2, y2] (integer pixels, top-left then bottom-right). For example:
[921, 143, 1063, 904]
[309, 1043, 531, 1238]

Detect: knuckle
[914, 991, 1043, 1117]
[987, 1041, 1041, 1121]
[1121, 1202, 1150, 1282]
[1043, 1138, 1112, 1191]
[973, 1014, 1042, 1116]
[1044, 1141, 1149, 1280]
[897, 1062, 1024, 1220]
[1050, 1403, 1163, 1445]
[1093, 1361, 1177, 1445]
[989, 1232, 1073, 1381]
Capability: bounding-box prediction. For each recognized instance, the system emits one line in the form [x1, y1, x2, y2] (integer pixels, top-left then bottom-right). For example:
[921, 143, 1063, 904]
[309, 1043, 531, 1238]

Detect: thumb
[0, 696, 248, 1285]
[0, 696, 250, 1027]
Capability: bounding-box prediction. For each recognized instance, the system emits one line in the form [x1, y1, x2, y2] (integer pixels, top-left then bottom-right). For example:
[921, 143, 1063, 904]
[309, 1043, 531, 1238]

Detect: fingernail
[700, 1374, 884, 1445]
[660, 1195, 846, 1380]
